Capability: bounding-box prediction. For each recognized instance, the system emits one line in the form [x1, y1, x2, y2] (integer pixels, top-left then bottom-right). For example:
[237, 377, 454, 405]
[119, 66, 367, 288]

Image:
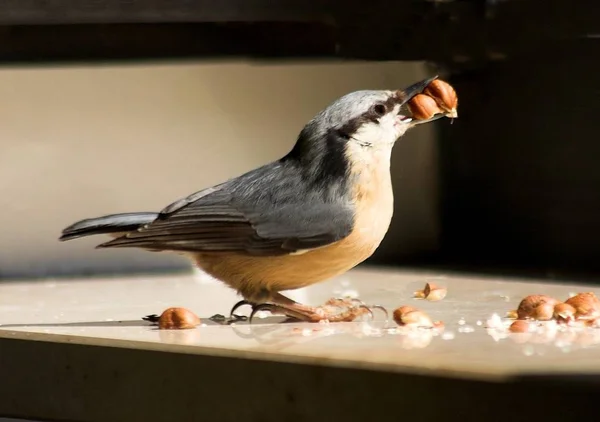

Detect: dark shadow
[0, 314, 289, 329]
[0, 320, 152, 328]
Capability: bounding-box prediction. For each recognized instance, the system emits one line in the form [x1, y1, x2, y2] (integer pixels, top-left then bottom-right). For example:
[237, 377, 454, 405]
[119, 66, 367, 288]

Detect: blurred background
[0, 0, 598, 284]
[0, 61, 438, 278]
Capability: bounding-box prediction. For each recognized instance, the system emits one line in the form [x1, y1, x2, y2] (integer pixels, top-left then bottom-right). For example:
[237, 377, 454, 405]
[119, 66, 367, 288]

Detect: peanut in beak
[407, 79, 458, 121]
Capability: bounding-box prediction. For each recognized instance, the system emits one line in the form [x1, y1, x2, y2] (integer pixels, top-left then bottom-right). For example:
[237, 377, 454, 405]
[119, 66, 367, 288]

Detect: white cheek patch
[352, 122, 388, 146]
[352, 109, 408, 148]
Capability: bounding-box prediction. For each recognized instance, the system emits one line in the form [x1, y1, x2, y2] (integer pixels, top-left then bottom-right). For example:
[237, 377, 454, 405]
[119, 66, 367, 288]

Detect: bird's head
[287, 76, 445, 182]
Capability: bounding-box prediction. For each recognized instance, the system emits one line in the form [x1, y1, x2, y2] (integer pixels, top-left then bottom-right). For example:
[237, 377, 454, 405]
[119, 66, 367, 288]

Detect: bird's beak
[411, 113, 445, 126]
[398, 75, 446, 125]
[399, 76, 438, 106]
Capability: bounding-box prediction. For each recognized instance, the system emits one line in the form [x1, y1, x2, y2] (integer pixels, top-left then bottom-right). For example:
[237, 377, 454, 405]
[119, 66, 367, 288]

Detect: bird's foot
[228, 299, 253, 320]
[248, 297, 374, 324]
[324, 297, 388, 320]
[206, 300, 253, 325]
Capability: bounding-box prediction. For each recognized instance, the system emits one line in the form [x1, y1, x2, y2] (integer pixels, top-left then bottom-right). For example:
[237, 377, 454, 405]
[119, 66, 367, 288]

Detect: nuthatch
[60, 76, 452, 323]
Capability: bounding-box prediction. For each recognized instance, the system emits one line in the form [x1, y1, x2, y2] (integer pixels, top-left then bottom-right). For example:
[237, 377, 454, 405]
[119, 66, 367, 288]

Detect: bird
[60, 76, 451, 323]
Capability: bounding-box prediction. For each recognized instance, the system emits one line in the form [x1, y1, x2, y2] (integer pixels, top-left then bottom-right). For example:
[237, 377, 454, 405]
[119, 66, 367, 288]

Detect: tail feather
[59, 212, 158, 242]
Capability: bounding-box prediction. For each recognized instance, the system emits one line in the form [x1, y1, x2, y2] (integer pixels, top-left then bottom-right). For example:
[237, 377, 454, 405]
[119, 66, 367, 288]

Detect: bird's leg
[324, 297, 389, 321]
[249, 293, 372, 323]
[229, 300, 253, 319]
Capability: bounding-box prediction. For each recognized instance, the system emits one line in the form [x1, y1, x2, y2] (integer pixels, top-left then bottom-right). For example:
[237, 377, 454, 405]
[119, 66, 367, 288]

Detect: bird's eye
[372, 104, 386, 116]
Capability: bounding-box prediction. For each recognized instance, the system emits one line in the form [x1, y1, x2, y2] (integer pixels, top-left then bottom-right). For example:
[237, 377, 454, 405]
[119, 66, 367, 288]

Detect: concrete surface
[2, 267, 600, 377]
[1, 267, 599, 421]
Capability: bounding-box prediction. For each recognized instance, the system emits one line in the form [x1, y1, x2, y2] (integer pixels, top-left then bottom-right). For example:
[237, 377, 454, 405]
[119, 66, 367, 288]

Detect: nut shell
[423, 79, 458, 117]
[553, 302, 576, 323]
[533, 303, 555, 321]
[517, 295, 558, 320]
[509, 320, 530, 333]
[158, 307, 201, 330]
[407, 94, 442, 121]
[424, 283, 447, 301]
[393, 306, 434, 328]
[565, 292, 600, 319]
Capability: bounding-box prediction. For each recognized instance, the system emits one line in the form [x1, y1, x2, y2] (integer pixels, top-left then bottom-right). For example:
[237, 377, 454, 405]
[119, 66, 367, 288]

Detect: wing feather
[99, 162, 354, 255]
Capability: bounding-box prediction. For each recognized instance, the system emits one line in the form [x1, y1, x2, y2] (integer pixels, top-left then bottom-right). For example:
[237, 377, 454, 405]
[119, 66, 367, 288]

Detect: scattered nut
[565, 292, 600, 320]
[532, 302, 555, 321]
[393, 306, 434, 328]
[517, 295, 558, 320]
[424, 283, 447, 301]
[393, 305, 417, 324]
[423, 79, 458, 118]
[553, 302, 576, 324]
[426, 289, 447, 302]
[509, 320, 530, 333]
[414, 282, 447, 301]
[573, 292, 599, 304]
[407, 94, 443, 121]
[158, 307, 201, 330]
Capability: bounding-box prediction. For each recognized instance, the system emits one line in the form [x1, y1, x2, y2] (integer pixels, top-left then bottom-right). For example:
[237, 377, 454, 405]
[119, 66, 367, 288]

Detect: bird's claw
[224, 295, 389, 325]
[208, 302, 250, 325]
[142, 314, 160, 323]
[249, 303, 291, 323]
[229, 299, 254, 319]
[369, 304, 389, 321]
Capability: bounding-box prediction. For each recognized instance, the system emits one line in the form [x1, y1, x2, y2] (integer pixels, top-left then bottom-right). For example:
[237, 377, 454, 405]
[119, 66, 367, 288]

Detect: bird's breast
[342, 147, 395, 258]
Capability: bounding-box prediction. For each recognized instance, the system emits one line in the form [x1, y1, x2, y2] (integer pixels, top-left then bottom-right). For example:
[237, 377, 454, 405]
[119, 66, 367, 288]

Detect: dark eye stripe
[337, 93, 401, 136]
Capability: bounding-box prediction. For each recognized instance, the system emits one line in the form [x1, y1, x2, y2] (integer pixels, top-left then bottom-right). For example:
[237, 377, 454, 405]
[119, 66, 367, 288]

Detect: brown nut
[565, 292, 600, 320]
[407, 94, 443, 121]
[158, 307, 201, 330]
[426, 289, 447, 302]
[553, 302, 576, 324]
[509, 320, 530, 333]
[533, 303, 555, 321]
[570, 292, 600, 304]
[517, 295, 559, 320]
[393, 306, 417, 324]
[393, 306, 434, 328]
[423, 79, 458, 118]
[425, 283, 447, 301]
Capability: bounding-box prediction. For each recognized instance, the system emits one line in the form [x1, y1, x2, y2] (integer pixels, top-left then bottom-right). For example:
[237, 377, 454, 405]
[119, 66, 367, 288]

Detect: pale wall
[0, 60, 439, 278]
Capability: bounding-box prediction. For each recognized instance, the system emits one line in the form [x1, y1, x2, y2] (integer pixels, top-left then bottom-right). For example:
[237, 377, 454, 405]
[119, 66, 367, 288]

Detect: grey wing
[98, 182, 355, 255]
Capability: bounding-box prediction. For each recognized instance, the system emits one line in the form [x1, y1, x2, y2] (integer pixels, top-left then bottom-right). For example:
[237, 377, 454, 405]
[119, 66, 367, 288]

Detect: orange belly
[194, 218, 389, 301]
[195, 172, 393, 300]
[194, 142, 395, 301]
